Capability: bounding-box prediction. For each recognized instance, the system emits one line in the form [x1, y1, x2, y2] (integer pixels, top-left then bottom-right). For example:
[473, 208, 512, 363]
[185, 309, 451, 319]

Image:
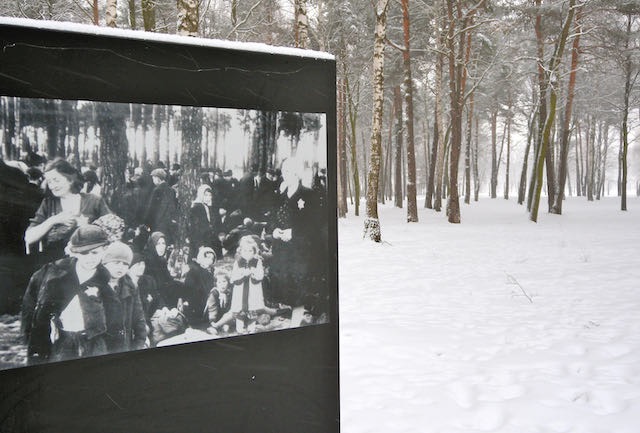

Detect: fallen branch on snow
[505, 273, 533, 303]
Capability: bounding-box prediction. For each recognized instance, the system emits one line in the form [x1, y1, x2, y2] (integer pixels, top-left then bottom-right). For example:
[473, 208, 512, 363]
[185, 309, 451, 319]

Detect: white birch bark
[364, 0, 390, 242]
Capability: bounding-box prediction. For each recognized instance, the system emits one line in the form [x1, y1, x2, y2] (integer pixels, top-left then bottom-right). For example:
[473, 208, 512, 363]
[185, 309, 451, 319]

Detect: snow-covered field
[339, 196, 640, 433]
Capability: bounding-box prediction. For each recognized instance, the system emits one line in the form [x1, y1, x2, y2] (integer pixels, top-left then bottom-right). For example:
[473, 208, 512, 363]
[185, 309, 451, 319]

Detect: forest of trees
[1, 0, 640, 241]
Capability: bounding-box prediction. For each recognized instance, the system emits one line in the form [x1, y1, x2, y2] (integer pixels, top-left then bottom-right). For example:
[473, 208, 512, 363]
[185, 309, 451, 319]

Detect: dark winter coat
[21, 258, 110, 364]
[144, 181, 177, 243]
[0, 161, 42, 255]
[182, 262, 214, 326]
[237, 173, 277, 222]
[137, 274, 166, 325]
[99, 271, 147, 353]
[188, 202, 220, 255]
[269, 183, 326, 307]
[206, 287, 232, 323]
[144, 250, 180, 311]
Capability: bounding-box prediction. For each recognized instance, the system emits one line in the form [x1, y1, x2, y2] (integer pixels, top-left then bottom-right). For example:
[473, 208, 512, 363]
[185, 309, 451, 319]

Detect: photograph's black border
[0, 20, 339, 433]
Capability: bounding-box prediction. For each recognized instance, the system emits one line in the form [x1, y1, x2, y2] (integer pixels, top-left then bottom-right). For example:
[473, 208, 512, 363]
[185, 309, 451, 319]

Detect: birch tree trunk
[294, 0, 309, 49]
[364, 0, 390, 242]
[106, 0, 117, 27]
[177, 0, 199, 36]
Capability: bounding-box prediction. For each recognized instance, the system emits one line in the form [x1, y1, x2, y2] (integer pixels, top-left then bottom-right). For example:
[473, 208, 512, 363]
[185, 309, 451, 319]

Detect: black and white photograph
[0, 98, 330, 370]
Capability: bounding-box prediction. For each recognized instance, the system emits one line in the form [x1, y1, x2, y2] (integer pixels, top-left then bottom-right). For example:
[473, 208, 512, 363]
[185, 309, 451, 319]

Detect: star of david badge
[297, 198, 305, 209]
[84, 286, 99, 297]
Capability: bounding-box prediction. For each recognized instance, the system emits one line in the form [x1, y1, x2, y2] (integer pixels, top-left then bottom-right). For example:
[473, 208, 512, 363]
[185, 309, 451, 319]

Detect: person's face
[104, 260, 129, 280]
[203, 190, 213, 206]
[129, 261, 145, 277]
[301, 311, 314, 325]
[45, 169, 73, 197]
[198, 252, 214, 269]
[74, 246, 106, 272]
[155, 237, 166, 256]
[216, 276, 229, 291]
[152, 176, 162, 185]
[239, 246, 254, 261]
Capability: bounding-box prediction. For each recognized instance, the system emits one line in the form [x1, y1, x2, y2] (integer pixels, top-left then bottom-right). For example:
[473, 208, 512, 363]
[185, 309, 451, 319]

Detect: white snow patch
[340, 197, 640, 433]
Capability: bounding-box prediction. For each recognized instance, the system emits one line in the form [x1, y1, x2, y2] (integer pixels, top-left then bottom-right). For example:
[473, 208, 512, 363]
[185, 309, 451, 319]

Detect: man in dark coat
[144, 168, 177, 244]
[268, 159, 327, 310]
[237, 166, 276, 222]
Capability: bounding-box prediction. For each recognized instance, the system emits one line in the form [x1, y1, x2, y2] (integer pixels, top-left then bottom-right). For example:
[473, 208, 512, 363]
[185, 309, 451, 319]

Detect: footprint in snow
[559, 388, 627, 414]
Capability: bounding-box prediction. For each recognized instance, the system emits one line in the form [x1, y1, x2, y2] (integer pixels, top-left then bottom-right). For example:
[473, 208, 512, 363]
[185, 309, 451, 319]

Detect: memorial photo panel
[0, 18, 338, 433]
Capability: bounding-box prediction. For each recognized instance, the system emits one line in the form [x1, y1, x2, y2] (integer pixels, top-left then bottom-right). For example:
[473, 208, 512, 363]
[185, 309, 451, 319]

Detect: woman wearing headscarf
[143, 232, 180, 309]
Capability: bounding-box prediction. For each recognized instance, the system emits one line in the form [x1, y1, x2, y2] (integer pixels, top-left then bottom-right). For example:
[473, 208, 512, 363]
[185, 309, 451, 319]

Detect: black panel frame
[0, 20, 338, 433]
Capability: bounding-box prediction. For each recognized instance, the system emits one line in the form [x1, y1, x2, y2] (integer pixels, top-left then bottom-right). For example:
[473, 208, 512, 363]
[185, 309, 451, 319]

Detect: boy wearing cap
[100, 241, 148, 353]
[21, 225, 111, 365]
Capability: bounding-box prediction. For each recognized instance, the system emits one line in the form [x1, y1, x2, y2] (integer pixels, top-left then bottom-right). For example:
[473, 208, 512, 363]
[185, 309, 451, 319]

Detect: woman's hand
[49, 210, 77, 226]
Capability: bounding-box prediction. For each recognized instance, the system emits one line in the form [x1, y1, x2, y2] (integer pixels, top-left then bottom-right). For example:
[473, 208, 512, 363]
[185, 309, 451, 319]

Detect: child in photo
[100, 241, 148, 353]
[21, 225, 110, 364]
[182, 246, 216, 328]
[206, 272, 234, 334]
[127, 252, 166, 330]
[229, 235, 266, 333]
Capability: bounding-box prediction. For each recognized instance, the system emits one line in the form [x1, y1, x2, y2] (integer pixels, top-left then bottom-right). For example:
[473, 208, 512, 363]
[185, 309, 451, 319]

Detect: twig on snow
[505, 273, 533, 303]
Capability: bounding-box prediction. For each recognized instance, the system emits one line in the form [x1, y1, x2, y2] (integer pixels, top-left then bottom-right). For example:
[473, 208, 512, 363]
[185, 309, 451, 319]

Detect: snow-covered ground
[339, 196, 640, 433]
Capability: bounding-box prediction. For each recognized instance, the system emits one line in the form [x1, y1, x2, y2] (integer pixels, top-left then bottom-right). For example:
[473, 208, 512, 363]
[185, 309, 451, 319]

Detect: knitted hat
[92, 213, 125, 243]
[150, 168, 166, 181]
[68, 225, 109, 253]
[102, 241, 133, 265]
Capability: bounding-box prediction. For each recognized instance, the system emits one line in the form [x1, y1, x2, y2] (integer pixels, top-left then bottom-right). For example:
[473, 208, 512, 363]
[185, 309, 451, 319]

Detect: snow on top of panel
[0, 17, 335, 61]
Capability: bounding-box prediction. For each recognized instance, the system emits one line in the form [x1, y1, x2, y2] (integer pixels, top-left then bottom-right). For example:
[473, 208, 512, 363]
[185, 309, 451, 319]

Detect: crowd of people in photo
[0, 150, 329, 366]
